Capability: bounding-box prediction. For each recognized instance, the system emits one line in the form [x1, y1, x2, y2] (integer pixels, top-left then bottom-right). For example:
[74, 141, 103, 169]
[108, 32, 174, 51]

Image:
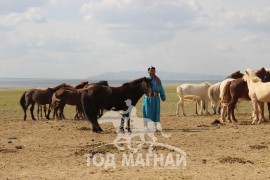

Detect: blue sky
[1, 0, 270, 78]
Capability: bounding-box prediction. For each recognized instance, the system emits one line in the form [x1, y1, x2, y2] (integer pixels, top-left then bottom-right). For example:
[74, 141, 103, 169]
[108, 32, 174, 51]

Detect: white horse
[243, 69, 270, 124]
[176, 82, 211, 116]
[208, 82, 221, 114]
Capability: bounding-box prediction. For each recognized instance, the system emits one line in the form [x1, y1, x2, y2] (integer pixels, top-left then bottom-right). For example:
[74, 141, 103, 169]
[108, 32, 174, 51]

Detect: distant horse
[219, 71, 244, 122]
[222, 68, 270, 123]
[81, 77, 154, 133]
[19, 83, 69, 120]
[176, 82, 211, 116]
[52, 81, 108, 120]
[208, 82, 221, 114]
[243, 68, 270, 124]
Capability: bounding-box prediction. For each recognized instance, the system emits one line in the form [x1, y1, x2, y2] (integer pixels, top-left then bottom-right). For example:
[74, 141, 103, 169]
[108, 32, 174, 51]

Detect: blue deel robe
[142, 75, 166, 122]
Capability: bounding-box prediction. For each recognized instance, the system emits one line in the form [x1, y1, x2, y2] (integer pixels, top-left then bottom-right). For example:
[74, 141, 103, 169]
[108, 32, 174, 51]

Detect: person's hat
[148, 66, 156, 71]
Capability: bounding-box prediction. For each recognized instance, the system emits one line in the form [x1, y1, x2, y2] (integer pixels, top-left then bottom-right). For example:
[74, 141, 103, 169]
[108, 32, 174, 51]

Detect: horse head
[255, 67, 270, 82]
[243, 68, 262, 83]
[99, 80, 109, 86]
[142, 77, 154, 97]
[226, 70, 244, 79]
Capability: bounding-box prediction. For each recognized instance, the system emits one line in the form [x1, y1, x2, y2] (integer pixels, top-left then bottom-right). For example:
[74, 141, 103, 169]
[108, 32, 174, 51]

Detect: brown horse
[19, 83, 70, 120]
[52, 81, 108, 120]
[220, 70, 245, 121]
[81, 77, 154, 133]
[222, 68, 270, 122]
[19, 81, 88, 121]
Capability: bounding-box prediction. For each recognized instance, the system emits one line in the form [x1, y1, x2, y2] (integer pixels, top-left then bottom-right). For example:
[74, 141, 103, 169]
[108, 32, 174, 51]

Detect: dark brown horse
[81, 77, 154, 133]
[52, 81, 108, 120]
[225, 70, 244, 79]
[222, 68, 270, 122]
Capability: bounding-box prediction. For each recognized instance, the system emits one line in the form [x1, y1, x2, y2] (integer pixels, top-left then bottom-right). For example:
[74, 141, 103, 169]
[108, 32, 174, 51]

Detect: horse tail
[20, 91, 27, 111]
[221, 81, 232, 104]
[176, 86, 183, 98]
[81, 91, 96, 122]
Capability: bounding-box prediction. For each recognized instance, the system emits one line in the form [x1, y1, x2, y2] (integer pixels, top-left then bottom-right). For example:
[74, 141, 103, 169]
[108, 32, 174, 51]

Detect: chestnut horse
[52, 81, 108, 120]
[223, 68, 270, 122]
[81, 77, 154, 133]
[219, 71, 244, 122]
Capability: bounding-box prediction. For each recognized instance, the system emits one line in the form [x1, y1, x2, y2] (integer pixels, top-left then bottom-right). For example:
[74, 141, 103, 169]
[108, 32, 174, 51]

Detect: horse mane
[50, 83, 71, 91]
[202, 82, 211, 87]
[75, 81, 88, 89]
[93, 80, 108, 86]
[244, 69, 262, 83]
[122, 77, 145, 87]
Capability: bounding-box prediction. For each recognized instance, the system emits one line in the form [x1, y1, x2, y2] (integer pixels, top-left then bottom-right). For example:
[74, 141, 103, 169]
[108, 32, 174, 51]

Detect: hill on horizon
[87, 70, 225, 81]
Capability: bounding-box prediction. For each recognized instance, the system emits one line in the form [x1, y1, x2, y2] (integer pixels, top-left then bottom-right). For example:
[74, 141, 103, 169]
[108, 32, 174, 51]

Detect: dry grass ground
[0, 87, 270, 179]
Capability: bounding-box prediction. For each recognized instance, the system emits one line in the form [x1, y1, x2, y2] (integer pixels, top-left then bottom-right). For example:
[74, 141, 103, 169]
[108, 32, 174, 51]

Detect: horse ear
[245, 70, 249, 75]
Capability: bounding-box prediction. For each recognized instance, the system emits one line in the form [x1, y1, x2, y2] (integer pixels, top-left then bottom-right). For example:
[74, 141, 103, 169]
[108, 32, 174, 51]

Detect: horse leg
[176, 99, 180, 116]
[229, 99, 238, 122]
[30, 103, 36, 120]
[127, 117, 131, 133]
[204, 100, 210, 115]
[119, 117, 125, 133]
[46, 104, 51, 120]
[195, 102, 198, 115]
[43, 105, 47, 119]
[268, 102, 270, 120]
[37, 105, 40, 120]
[220, 103, 226, 122]
[251, 100, 259, 124]
[211, 101, 216, 115]
[258, 102, 265, 123]
[74, 106, 79, 120]
[93, 115, 102, 132]
[218, 103, 221, 114]
[178, 97, 186, 116]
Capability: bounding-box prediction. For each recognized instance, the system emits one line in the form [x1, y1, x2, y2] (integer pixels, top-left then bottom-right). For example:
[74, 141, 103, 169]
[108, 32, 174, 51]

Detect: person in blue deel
[142, 66, 166, 130]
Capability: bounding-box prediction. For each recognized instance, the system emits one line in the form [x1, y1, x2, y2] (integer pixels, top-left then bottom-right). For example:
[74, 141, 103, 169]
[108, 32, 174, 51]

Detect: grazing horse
[81, 77, 154, 133]
[243, 69, 270, 124]
[208, 82, 221, 114]
[19, 83, 69, 120]
[222, 68, 270, 122]
[52, 81, 108, 120]
[219, 71, 244, 122]
[176, 82, 211, 116]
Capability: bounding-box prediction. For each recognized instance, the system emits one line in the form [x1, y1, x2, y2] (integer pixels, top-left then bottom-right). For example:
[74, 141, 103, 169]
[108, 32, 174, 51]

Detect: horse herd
[20, 77, 153, 133]
[19, 67, 270, 133]
[176, 67, 270, 125]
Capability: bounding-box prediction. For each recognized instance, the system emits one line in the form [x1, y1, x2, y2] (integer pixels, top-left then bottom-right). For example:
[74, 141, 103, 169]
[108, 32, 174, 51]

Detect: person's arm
[159, 78, 166, 101]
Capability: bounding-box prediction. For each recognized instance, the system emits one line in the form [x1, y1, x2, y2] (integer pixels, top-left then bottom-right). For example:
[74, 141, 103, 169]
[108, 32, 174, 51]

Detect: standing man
[142, 66, 166, 130]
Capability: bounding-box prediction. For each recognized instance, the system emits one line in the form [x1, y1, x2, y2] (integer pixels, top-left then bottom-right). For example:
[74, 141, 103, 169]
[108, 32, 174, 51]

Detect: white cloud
[1, 1, 270, 79]
[0, 7, 46, 27]
[80, 0, 202, 44]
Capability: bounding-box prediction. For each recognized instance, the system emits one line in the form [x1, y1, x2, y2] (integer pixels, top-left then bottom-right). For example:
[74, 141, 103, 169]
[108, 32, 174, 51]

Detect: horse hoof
[119, 128, 125, 133]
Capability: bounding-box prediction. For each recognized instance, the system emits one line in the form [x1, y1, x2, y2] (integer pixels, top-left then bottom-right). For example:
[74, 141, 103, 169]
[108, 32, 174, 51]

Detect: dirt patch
[0, 148, 17, 153]
[249, 145, 268, 150]
[219, 156, 254, 164]
[77, 126, 92, 131]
